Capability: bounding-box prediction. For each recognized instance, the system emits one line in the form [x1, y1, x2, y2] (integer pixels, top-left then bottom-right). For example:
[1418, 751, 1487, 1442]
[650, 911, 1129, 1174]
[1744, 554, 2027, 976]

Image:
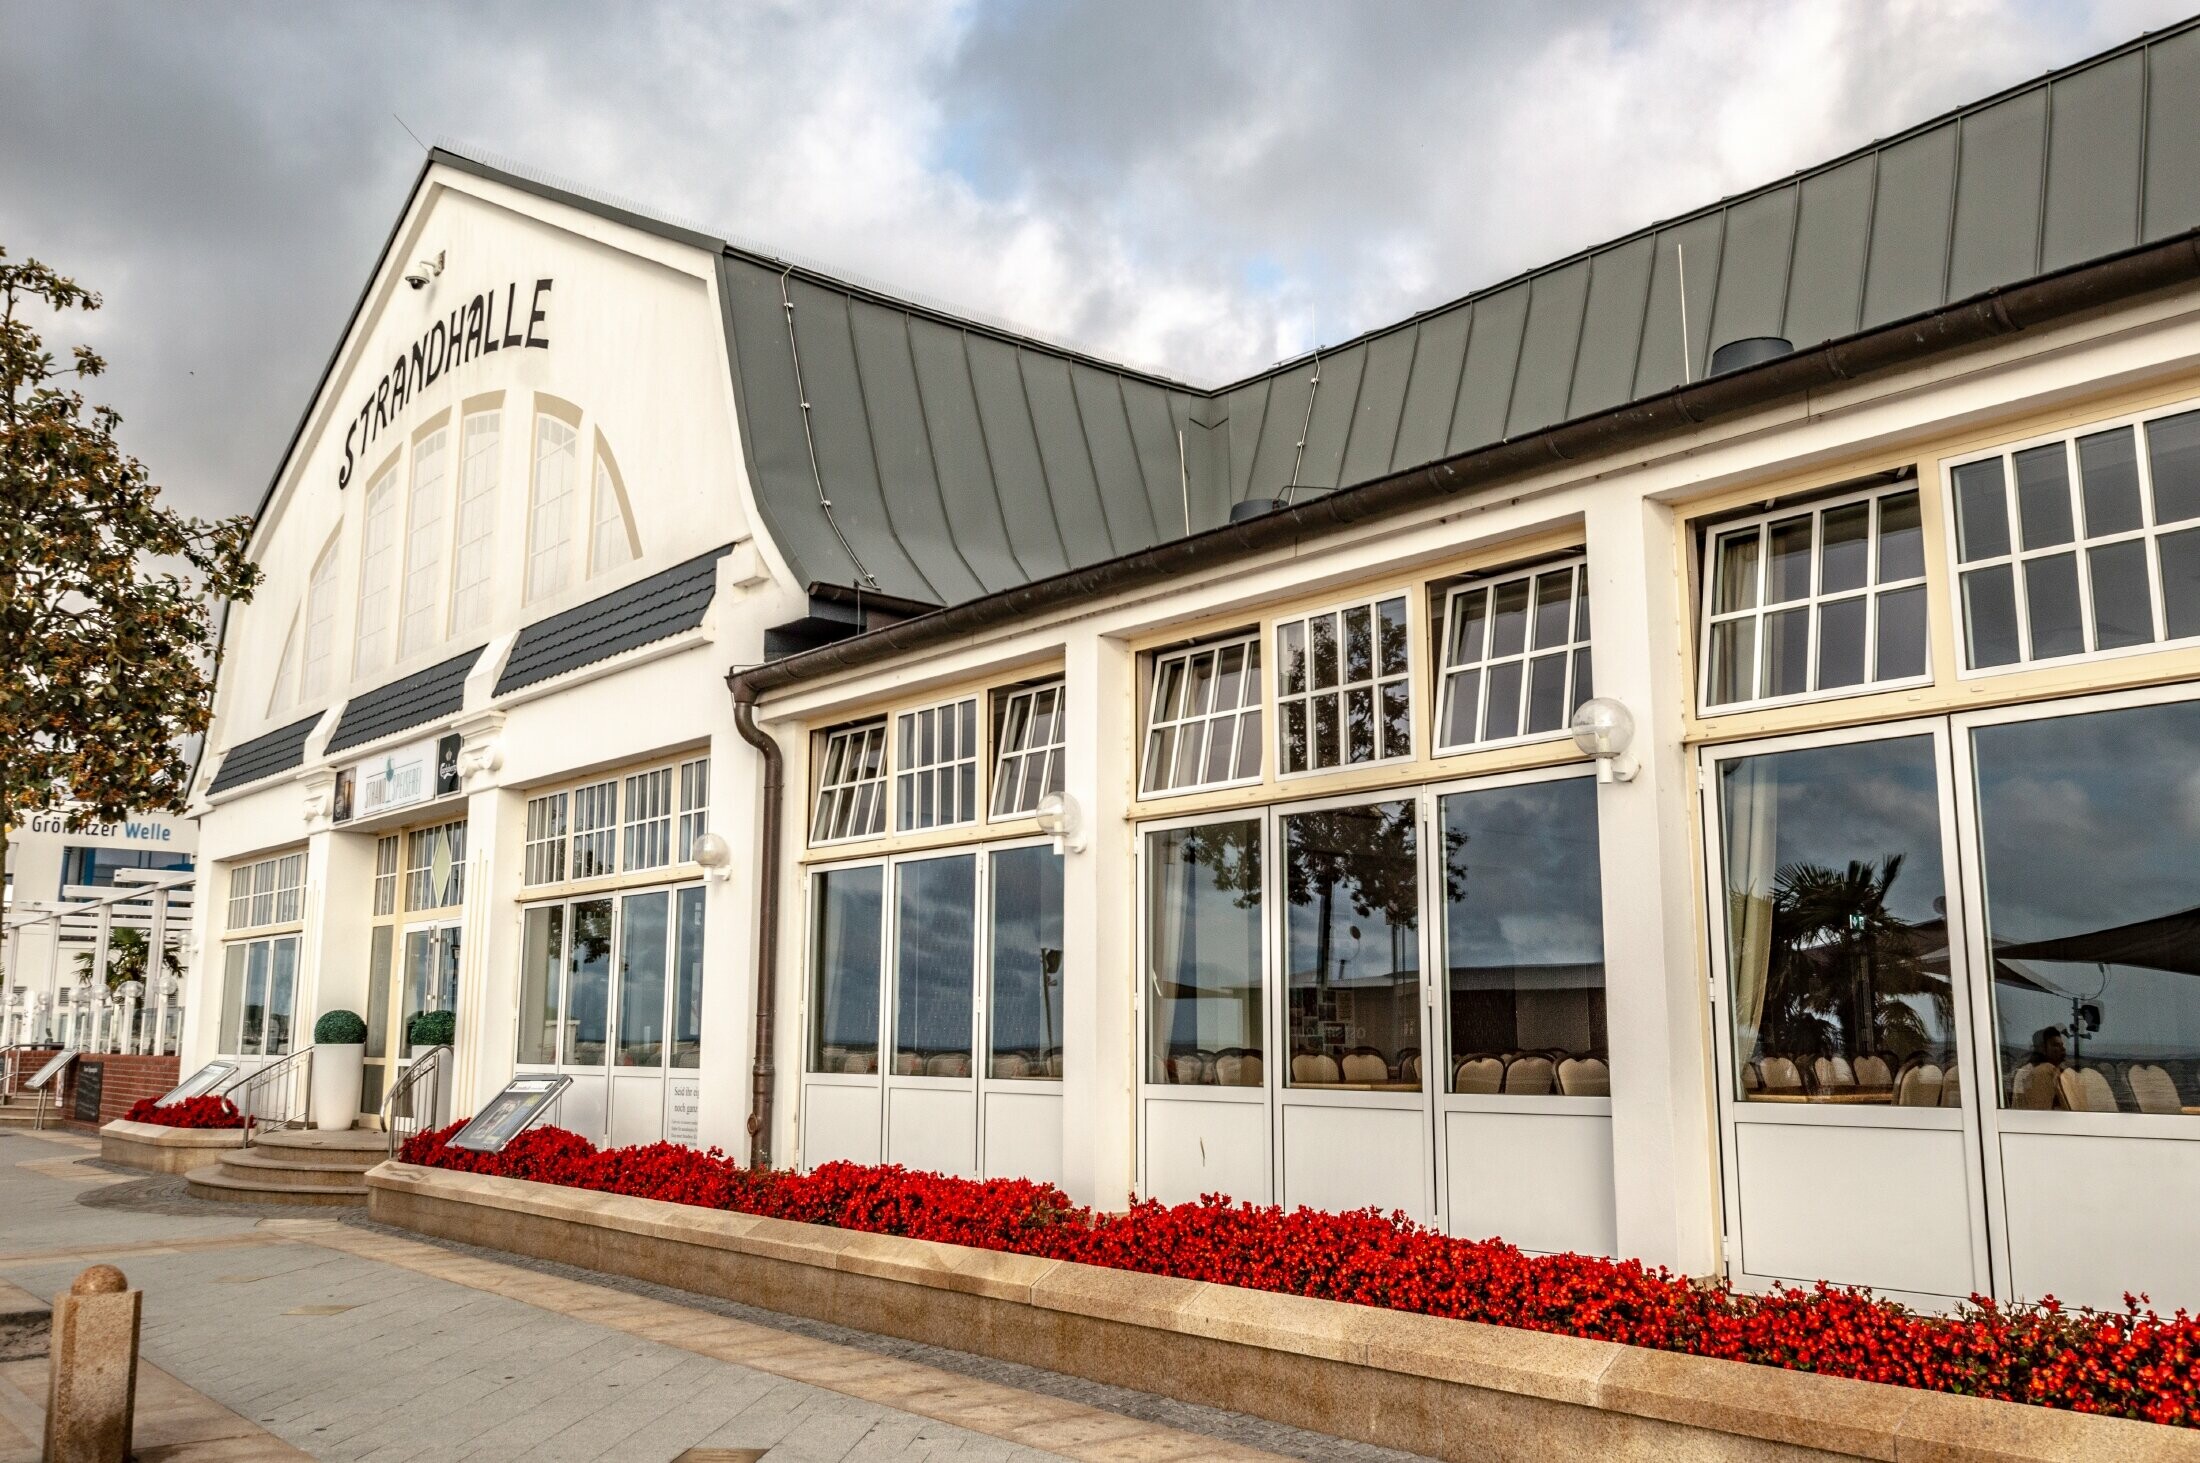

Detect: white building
[188, 22, 2200, 1312]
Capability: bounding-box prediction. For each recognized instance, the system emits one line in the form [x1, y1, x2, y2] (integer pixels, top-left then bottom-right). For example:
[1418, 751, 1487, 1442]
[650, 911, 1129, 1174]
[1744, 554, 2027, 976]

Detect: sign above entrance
[341, 734, 463, 823]
[448, 1075, 572, 1153]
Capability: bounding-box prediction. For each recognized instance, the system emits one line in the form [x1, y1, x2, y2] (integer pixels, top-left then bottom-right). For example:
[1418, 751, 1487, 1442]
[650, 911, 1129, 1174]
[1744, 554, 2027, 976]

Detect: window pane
[1212, 645, 1246, 712]
[1874, 585, 1928, 681]
[1717, 737, 1952, 1104]
[1146, 820, 1262, 1086]
[1962, 565, 2022, 667]
[2077, 427, 2144, 537]
[1343, 605, 1372, 682]
[1762, 605, 1810, 698]
[1278, 705, 1305, 775]
[1708, 619, 1755, 705]
[1443, 778, 1606, 1097]
[988, 846, 1064, 1080]
[1275, 623, 1305, 697]
[616, 891, 669, 1068]
[1380, 680, 1412, 758]
[1309, 614, 1338, 690]
[2088, 539, 2155, 651]
[1440, 667, 1480, 747]
[241, 941, 269, 1055]
[1572, 646, 1593, 709]
[2147, 409, 2200, 525]
[1816, 596, 1867, 689]
[1820, 502, 1870, 594]
[1142, 725, 1176, 792]
[365, 927, 391, 1062]
[1154, 654, 1187, 720]
[1877, 490, 1925, 582]
[2014, 443, 2075, 550]
[1767, 515, 1813, 602]
[1482, 661, 1523, 741]
[1284, 802, 1420, 1089]
[1313, 693, 1340, 767]
[1344, 685, 1374, 764]
[1489, 579, 1530, 658]
[566, 899, 612, 1067]
[265, 938, 297, 1057]
[894, 855, 975, 1074]
[1954, 458, 2012, 561]
[1532, 571, 1573, 649]
[1525, 653, 1569, 732]
[517, 905, 563, 1065]
[2022, 552, 2084, 660]
[1184, 652, 1217, 720]
[810, 869, 881, 1074]
[1377, 597, 1410, 676]
[220, 944, 245, 1053]
[1202, 712, 1238, 784]
[671, 886, 705, 1069]
[1446, 588, 1489, 665]
[1713, 530, 1760, 613]
[1973, 701, 2200, 1113]
[2162, 527, 2200, 641]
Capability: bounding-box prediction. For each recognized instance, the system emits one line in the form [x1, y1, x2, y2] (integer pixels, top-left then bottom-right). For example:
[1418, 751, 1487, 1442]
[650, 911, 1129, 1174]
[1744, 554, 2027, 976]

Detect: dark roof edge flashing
[729, 228, 2200, 709]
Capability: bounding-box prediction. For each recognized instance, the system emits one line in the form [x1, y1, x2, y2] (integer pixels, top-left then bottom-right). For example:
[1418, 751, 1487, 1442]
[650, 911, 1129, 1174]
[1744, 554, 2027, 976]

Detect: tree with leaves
[0, 247, 260, 983]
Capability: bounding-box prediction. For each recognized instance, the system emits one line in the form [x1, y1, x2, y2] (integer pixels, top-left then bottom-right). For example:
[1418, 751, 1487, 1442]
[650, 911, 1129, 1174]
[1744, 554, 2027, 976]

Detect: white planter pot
[311, 1044, 365, 1130]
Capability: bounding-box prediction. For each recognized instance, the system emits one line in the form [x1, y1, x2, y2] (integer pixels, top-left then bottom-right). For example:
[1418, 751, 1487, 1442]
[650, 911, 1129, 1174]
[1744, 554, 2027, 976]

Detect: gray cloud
[1, 0, 2188, 528]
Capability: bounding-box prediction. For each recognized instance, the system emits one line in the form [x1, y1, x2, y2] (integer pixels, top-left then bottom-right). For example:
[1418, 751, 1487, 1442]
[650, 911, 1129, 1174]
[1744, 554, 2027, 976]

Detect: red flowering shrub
[122, 1095, 244, 1129]
[400, 1123, 2200, 1427]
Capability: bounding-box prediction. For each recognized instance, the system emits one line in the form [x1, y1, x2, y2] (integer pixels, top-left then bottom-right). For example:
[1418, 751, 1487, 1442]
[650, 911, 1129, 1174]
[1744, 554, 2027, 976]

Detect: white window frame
[525, 411, 579, 604]
[991, 681, 1066, 818]
[524, 792, 569, 887]
[519, 755, 711, 889]
[1945, 398, 2200, 679]
[812, 722, 888, 846]
[372, 835, 399, 917]
[403, 820, 466, 912]
[589, 441, 638, 577]
[1273, 591, 1416, 779]
[226, 851, 305, 934]
[397, 424, 451, 660]
[1435, 556, 1592, 755]
[1698, 479, 1932, 713]
[570, 779, 618, 880]
[354, 459, 401, 676]
[894, 697, 981, 833]
[622, 766, 674, 872]
[1139, 632, 1263, 798]
[677, 756, 710, 862]
[447, 407, 501, 637]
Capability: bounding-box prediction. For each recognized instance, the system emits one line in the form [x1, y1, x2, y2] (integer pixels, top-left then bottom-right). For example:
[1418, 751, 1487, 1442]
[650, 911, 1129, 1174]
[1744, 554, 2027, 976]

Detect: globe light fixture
[1569, 697, 1639, 784]
[690, 830, 734, 882]
[1034, 792, 1085, 854]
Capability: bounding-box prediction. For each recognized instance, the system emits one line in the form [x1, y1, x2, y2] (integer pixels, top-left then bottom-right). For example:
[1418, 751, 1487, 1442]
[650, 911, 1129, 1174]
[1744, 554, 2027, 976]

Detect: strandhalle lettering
[338, 277, 552, 489]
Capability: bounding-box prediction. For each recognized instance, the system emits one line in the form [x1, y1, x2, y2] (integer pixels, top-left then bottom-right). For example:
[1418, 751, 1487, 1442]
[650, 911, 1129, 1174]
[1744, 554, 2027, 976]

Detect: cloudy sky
[1, 1, 2188, 524]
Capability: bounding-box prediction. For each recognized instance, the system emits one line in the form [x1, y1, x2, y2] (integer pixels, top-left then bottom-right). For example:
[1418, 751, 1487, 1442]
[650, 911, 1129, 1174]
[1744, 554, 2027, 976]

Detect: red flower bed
[401, 1123, 2200, 1427]
[122, 1095, 244, 1129]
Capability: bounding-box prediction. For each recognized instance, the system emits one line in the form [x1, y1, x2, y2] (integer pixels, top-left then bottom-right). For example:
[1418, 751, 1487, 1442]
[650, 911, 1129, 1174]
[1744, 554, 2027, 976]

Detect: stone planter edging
[364, 1160, 2197, 1463]
[99, 1119, 245, 1174]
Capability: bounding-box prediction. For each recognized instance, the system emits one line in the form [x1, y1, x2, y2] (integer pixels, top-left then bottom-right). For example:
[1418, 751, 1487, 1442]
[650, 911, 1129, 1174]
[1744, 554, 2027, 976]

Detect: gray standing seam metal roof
[494, 545, 731, 697]
[324, 648, 483, 756]
[207, 714, 322, 796]
[702, 18, 2200, 607]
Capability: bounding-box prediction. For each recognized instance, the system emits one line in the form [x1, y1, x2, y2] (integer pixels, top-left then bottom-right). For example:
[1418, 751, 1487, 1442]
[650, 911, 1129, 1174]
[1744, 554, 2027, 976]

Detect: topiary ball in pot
[313, 1009, 368, 1045]
[408, 1009, 457, 1048]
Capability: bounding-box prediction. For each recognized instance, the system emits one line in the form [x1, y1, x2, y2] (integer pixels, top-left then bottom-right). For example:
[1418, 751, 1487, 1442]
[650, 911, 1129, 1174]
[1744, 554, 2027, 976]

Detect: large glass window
[1438, 560, 1591, 751]
[1717, 736, 1956, 1104]
[1145, 820, 1263, 1086]
[1276, 596, 1412, 774]
[590, 447, 637, 576]
[526, 412, 579, 603]
[448, 409, 500, 636]
[398, 425, 450, 659]
[1281, 801, 1421, 1088]
[566, 898, 612, 1066]
[895, 699, 979, 832]
[58, 846, 192, 892]
[617, 890, 669, 1067]
[1703, 481, 1928, 709]
[810, 866, 883, 1073]
[216, 934, 300, 1057]
[226, 851, 304, 933]
[992, 683, 1066, 818]
[1441, 778, 1608, 1097]
[517, 904, 563, 1066]
[301, 532, 341, 700]
[1972, 699, 2200, 1114]
[988, 846, 1064, 1079]
[354, 460, 400, 676]
[403, 820, 465, 911]
[893, 855, 976, 1075]
[1142, 635, 1262, 795]
[671, 886, 705, 1069]
[812, 722, 887, 844]
[517, 887, 699, 1071]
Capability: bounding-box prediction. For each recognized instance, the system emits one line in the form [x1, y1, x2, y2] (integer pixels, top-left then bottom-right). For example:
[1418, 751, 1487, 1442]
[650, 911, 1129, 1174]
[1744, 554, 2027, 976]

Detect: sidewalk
[0, 1131, 1426, 1463]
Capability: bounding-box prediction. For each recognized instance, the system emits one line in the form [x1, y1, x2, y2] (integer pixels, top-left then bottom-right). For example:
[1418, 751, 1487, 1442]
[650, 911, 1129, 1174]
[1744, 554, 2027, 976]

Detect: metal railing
[3, 869, 195, 1055]
[382, 1046, 452, 1159]
[0, 1044, 41, 1103]
[218, 1045, 314, 1147]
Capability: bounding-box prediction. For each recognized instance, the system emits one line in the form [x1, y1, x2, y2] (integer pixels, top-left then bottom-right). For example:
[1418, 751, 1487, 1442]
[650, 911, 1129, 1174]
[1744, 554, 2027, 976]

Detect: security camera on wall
[404, 249, 446, 290]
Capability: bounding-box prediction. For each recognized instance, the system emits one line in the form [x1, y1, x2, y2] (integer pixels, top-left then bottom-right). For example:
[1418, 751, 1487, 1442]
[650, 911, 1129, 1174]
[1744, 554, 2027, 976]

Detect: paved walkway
[0, 1131, 1425, 1463]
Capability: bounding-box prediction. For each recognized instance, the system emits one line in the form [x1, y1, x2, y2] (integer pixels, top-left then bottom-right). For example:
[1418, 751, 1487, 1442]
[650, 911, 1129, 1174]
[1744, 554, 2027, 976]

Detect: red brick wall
[58, 1054, 181, 1124]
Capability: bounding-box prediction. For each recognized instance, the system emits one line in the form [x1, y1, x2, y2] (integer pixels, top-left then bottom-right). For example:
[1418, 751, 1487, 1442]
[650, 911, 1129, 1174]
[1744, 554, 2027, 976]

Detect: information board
[72, 1062, 103, 1123]
[159, 1061, 239, 1105]
[25, 1049, 75, 1090]
[447, 1075, 572, 1153]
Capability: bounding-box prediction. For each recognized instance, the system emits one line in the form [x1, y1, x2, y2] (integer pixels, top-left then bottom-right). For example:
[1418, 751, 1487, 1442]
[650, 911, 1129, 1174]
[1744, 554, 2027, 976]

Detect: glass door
[1701, 720, 1992, 1303]
[882, 851, 979, 1178]
[396, 919, 461, 1058]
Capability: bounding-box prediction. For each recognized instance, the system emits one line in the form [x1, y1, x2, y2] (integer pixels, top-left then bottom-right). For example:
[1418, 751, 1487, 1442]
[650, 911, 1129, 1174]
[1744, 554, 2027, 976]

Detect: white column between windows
[1582, 492, 1722, 1277]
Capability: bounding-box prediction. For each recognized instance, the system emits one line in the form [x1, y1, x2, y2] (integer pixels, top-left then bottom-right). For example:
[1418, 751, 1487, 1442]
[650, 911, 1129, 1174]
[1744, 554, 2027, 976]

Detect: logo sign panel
[447, 1075, 572, 1154]
[353, 738, 440, 819]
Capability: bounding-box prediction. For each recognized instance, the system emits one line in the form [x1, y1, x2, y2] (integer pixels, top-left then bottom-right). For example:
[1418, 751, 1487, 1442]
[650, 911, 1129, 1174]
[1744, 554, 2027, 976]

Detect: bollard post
[42, 1264, 139, 1463]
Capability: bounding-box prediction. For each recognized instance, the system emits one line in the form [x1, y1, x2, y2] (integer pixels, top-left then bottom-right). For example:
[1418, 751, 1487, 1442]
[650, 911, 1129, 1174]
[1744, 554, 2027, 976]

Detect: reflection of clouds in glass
[1443, 779, 1604, 968]
[1746, 743, 1944, 927]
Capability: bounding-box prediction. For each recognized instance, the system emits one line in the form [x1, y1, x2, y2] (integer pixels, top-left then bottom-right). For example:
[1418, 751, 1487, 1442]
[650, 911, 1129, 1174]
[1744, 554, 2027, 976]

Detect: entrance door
[1702, 721, 1993, 1303]
[397, 919, 461, 1059]
[882, 852, 979, 1178]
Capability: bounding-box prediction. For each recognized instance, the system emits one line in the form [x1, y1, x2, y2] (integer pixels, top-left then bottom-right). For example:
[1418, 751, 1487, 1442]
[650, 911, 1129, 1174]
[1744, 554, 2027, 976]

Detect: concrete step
[251, 1127, 388, 1156]
[0, 1107, 58, 1128]
[185, 1168, 366, 1206]
[217, 1150, 378, 1187]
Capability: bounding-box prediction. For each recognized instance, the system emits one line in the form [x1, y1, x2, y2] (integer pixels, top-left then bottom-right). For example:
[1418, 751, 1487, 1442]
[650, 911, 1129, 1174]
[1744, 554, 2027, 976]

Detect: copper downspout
[728, 683, 781, 1169]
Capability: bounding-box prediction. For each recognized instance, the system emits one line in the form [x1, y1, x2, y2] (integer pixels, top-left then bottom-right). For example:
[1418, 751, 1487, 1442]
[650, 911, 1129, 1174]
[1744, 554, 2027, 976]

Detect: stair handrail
[217, 1045, 315, 1148]
[382, 1045, 452, 1159]
[0, 1043, 42, 1103]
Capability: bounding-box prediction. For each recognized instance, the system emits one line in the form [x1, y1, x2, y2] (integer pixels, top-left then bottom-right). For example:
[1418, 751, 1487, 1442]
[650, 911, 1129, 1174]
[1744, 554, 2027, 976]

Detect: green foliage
[314, 1009, 368, 1045]
[71, 927, 183, 991]
[408, 1009, 456, 1047]
[0, 245, 261, 936]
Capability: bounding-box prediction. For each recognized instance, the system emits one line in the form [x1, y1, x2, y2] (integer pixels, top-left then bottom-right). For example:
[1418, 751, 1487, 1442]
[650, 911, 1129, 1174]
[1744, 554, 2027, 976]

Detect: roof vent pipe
[1229, 497, 1288, 524]
[1709, 336, 1794, 376]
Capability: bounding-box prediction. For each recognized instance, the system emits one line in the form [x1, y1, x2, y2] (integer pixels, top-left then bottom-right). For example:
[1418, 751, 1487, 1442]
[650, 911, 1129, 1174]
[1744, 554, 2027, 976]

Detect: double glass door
[1705, 687, 2200, 1310]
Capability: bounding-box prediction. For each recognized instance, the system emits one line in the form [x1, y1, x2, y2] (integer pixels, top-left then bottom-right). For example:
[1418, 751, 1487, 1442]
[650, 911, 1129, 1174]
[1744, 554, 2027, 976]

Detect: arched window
[526, 408, 580, 604]
[398, 422, 450, 659]
[447, 406, 501, 636]
[354, 461, 400, 676]
[300, 528, 341, 699]
[590, 434, 638, 576]
[267, 614, 299, 716]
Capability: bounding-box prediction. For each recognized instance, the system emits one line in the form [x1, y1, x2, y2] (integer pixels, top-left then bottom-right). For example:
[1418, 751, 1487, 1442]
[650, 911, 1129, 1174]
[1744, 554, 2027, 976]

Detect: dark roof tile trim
[207, 714, 322, 796]
[324, 648, 484, 756]
[494, 546, 730, 698]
